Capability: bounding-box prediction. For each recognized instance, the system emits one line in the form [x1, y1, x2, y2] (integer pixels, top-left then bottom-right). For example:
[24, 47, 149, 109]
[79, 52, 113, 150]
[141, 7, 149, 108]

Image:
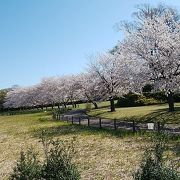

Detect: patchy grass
[87, 103, 180, 124]
[0, 112, 179, 179]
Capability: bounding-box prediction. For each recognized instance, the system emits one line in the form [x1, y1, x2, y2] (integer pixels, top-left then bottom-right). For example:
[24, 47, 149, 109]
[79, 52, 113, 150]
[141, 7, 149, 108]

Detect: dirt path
[61, 109, 180, 134]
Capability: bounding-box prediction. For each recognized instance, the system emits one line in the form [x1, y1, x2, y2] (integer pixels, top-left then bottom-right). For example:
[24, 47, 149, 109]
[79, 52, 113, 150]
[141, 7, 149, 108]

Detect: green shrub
[10, 135, 80, 180]
[142, 84, 154, 93]
[116, 92, 160, 107]
[143, 91, 167, 102]
[173, 93, 180, 102]
[134, 133, 179, 180]
[41, 139, 80, 180]
[144, 91, 180, 103]
[10, 148, 42, 180]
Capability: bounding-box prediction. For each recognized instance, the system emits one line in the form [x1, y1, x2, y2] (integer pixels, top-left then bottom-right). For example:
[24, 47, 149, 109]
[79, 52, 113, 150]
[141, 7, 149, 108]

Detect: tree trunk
[64, 103, 67, 108]
[72, 101, 74, 108]
[110, 98, 115, 112]
[92, 102, 98, 109]
[167, 91, 175, 112]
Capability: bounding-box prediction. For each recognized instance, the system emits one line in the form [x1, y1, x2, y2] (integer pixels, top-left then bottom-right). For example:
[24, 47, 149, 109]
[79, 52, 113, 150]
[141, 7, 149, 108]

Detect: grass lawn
[0, 109, 179, 179]
[77, 101, 114, 110]
[87, 103, 180, 124]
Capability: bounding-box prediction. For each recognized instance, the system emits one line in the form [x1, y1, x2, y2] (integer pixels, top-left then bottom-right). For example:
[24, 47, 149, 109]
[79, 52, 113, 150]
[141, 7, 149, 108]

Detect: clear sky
[0, 0, 180, 89]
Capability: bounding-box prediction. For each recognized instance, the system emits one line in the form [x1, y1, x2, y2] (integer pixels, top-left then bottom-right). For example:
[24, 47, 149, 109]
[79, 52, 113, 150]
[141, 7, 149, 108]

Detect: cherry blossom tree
[77, 73, 102, 109]
[119, 4, 180, 111]
[3, 75, 82, 110]
[38, 77, 59, 109]
[3, 87, 34, 109]
[64, 75, 81, 108]
[87, 52, 130, 112]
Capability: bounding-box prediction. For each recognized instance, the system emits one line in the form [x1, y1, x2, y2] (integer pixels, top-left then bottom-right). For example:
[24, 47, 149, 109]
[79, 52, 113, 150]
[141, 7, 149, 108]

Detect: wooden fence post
[157, 122, 160, 133]
[132, 120, 136, 133]
[114, 118, 117, 130]
[79, 117, 81, 125]
[99, 118, 102, 128]
[88, 117, 90, 127]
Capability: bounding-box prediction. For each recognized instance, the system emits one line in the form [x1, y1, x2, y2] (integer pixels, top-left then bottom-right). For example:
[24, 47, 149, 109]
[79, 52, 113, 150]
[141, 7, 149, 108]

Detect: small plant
[10, 133, 80, 180]
[10, 148, 42, 180]
[134, 133, 179, 180]
[40, 133, 80, 180]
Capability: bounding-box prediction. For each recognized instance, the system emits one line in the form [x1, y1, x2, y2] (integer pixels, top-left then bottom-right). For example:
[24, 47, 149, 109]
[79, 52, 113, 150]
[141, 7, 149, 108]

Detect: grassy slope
[0, 104, 179, 179]
[0, 112, 151, 180]
[87, 103, 180, 124]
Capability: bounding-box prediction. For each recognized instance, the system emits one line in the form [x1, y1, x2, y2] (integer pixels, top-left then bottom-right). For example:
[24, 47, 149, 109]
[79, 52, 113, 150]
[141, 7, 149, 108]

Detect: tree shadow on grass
[141, 107, 180, 124]
[32, 122, 146, 140]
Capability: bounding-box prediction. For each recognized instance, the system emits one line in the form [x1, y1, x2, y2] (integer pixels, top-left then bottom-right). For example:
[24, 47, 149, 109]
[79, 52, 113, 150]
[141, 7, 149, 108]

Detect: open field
[87, 103, 180, 124]
[0, 111, 178, 179]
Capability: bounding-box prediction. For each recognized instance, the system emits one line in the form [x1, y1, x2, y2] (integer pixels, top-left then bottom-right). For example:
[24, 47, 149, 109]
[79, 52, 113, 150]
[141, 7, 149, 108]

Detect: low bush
[10, 134, 80, 180]
[142, 84, 154, 93]
[143, 91, 167, 102]
[116, 92, 160, 107]
[134, 133, 179, 180]
[10, 148, 42, 180]
[41, 138, 80, 180]
[144, 91, 180, 103]
[173, 93, 180, 102]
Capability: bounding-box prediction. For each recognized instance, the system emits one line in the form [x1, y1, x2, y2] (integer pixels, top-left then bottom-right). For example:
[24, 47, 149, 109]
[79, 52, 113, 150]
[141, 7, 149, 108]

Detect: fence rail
[52, 113, 180, 134]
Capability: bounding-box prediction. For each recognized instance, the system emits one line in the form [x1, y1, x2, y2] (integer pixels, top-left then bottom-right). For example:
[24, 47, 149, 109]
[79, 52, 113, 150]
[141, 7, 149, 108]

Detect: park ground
[87, 102, 180, 123]
[0, 103, 179, 179]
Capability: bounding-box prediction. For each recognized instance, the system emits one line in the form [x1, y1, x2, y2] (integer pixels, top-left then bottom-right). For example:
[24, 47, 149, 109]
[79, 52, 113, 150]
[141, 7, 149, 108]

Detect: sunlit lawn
[77, 100, 113, 109]
[87, 103, 180, 124]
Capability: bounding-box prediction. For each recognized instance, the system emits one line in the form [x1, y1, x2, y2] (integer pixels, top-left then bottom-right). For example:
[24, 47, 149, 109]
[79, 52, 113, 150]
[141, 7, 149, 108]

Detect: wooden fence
[52, 113, 180, 134]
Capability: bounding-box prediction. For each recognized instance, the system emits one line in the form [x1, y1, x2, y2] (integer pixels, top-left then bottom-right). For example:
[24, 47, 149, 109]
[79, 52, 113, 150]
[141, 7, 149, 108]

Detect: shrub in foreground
[10, 135, 80, 180]
[10, 148, 42, 180]
[41, 139, 80, 180]
[134, 133, 179, 180]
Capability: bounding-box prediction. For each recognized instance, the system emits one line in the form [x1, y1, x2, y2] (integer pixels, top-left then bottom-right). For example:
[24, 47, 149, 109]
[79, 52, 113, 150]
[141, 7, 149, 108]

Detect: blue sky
[0, 0, 180, 89]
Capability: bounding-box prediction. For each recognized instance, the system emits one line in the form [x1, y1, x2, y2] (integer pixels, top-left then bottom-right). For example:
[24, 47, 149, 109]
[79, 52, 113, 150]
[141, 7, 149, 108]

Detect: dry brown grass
[0, 112, 178, 179]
